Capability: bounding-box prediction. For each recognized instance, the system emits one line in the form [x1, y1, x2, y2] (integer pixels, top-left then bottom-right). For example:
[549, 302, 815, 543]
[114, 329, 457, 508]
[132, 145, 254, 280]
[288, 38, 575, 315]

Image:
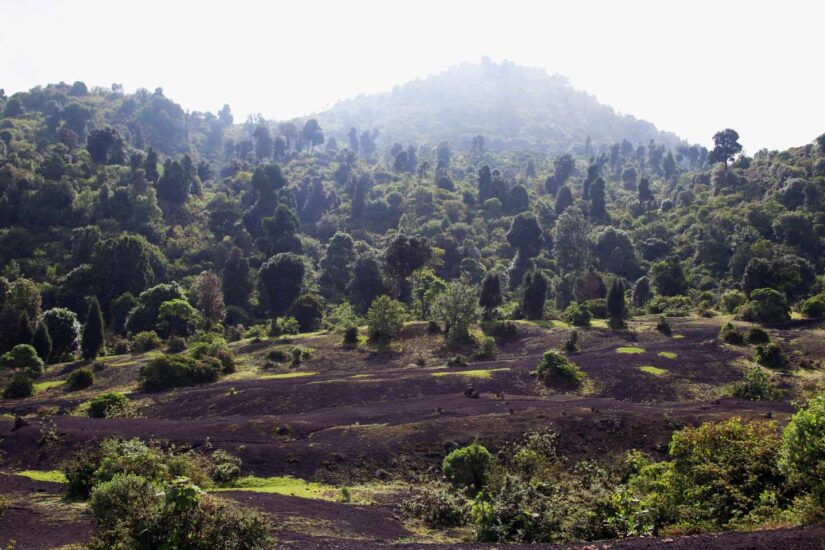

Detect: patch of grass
[658, 351, 678, 359]
[351, 373, 372, 379]
[639, 366, 668, 376]
[431, 368, 509, 379]
[16, 470, 67, 483]
[214, 476, 401, 505]
[673, 334, 685, 340]
[616, 346, 645, 354]
[791, 311, 804, 320]
[33, 380, 65, 393]
[550, 319, 572, 329]
[590, 319, 608, 329]
[259, 371, 317, 380]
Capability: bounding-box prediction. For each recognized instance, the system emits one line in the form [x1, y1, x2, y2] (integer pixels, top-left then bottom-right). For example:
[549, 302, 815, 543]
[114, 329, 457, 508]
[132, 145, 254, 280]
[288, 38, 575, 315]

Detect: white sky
[1, 0, 822, 151]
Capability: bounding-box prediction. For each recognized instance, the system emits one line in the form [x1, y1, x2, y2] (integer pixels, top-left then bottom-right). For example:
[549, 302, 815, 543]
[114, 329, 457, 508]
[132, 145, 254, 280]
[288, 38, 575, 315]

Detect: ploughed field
[2, 315, 824, 548]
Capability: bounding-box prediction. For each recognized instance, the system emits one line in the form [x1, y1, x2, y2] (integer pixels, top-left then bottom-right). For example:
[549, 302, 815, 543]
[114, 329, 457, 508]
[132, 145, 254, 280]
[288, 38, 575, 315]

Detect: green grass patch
[658, 351, 678, 359]
[638, 366, 668, 376]
[673, 334, 684, 340]
[616, 346, 645, 354]
[33, 380, 65, 393]
[216, 476, 333, 499]
[16, 470, 67, 483]
[590, 319, 608, 329]
[351, 374, 372, 379]
[259, 371, 317, 380]
[431, 368, 509, 379]
[550, 319, 572, 329]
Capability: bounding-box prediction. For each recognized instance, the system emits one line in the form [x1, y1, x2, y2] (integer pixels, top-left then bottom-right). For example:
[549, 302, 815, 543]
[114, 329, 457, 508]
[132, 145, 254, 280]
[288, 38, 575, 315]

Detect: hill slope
[316, 58, 683, 152]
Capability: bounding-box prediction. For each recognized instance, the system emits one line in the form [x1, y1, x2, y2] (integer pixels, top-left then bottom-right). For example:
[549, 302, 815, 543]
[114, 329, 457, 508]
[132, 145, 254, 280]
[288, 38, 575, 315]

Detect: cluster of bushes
[534, 350, 585, 388]
[62, 438, 267, 548]
[139, 334, 235, 390]
[404, 396, 825, 543]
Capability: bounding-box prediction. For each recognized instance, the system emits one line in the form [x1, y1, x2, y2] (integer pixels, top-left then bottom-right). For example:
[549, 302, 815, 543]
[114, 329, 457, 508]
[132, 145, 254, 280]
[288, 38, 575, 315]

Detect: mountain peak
[317, 59, 682, 152]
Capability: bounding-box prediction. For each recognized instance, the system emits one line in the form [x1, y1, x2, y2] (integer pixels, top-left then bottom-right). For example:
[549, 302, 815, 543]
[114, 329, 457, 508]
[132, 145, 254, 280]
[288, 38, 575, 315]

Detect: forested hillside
[2, 72, 825, 548]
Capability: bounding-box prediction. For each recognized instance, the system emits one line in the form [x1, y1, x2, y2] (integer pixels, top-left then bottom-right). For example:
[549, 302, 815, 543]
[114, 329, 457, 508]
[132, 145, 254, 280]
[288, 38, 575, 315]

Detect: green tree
[552, 208, 590, 274]
[0, 344, 44, 374]
[32, 321, 52, 362]
[780, 394, 825, 505]
[318, 233, 355, 301]
[91, 234, 157, 307]
[479, 272, 503, 319]
[193, 271, 225, 330]
[348, 257, 388, 314]
[221, 248, 253, 309]
[433, 278, 481, 344]
[384, 234, 432, 300]
[650, 257, 689, 296]
[258, 253, 305, 318]
[157, 299, 202, 338]
[42, 308, 81, 361]
[81, 297, 105, 359]
[367, 295, 407, 342]
[521, 270, 548, 320]
[443, 443, 491, 494]
[607, 279, 626, 329]
[16, 311, 34, 346]
[708, 128, 742, 166]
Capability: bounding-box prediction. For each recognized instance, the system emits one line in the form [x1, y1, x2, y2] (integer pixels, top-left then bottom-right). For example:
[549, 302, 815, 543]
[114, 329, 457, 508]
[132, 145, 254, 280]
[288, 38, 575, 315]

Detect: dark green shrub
[87, 392, 129, 418]
[343, 326, 359, 346]
[563, 303, 591, 327]
[801, 294, 825, 319]
[210, 450, 242, 484]
[189, 335, 235, 374]
[746, 327, 770, 344]
[656, 315, 672, 336]
[647, 295, 692, 316]
[442, 442, 491, 493]
[563, 330, 579, 353]
[166, 336, 187, 353]
[738, 288, 791, 324]
[720, 322, 745, 345]
[583, 298, 608, 319]
[721, 290, 748, 313]
[485, 320, 519, 339]
[447, 355, 467, 367]
[780, 395, 825, 506]
[139, 354, 221, 390]
[266, 349, 289, 362]
[0, 344, 45, 375]
[3, 373, 33, 398]
[427, 320, 441, 334]
[67, 367, 95, 391]
[535, 350, 584, 387]
[755, 343, 787, 369]
[732, 367, 779, 401]
[131, 331, 160, 353]
[473, 337, 496, 360]
[400, 484, 469, 528]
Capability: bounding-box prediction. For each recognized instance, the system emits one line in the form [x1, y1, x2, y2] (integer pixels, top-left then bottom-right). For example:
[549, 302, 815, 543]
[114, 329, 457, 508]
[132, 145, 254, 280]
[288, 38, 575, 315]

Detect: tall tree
[384, 234, 432, 300]
[81, 297, 105, 359]
[32, 321, 52, 362]
[607, 280, 626, 329]
[222, 248, 253, 309]
[193, 271, 226, 330]
[349, 256, 388, 314]
[258, 253, 305, 318]
[16, 312, 34, 346]
[521, 270, 548, 320]
[708, 129, 742, 166]
[552, 208, 590, 274]
[479, 272, 503, 319]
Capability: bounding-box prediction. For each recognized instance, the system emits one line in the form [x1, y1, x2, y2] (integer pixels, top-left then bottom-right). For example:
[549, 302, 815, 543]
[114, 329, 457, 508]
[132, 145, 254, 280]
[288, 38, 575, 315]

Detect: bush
[401, 484, 469, 528]
[269, 316, 300, 337]
[42, 307, 81, 361]
[656, 315, 672, 336]
[367, 295, 407, 342]
[88, 392, 130, 418]
[583, 298, 608, 319]
[0, 344, 45, 374]
[266, 349, 289, 363]
[88, 475, 270, 549]
[67, 367, 95, 391]
[733, 367, 779, 401]
[801, 293, 825, 319]
[721, 290, 748, 313]
[342, 326, 359, 347]
[755, 343, 787, 369]
[211, 450, 242, 484]
[3, 372, 33, 398]
[738, 288, 791, 324]
[563, 330, 579, 353]
[780, 395, 825, 505]
[666, 418, 784, 527]
[447, 355, 468, 367]
[189, 335, 235, 374]
[139, 354, 221, 390]
[746, 327, 770, 344]
[484, 320, 519, 340]
[167, 335, 187, 353]
[535, 350, 584, 387]
[473, 337, 496, 360]
[442, 442, 491, 493]
[720, 322, 745, 345]
[131, 331, 161, 353]
[564, 303, 592, 327]
[647, 295, 692, 316]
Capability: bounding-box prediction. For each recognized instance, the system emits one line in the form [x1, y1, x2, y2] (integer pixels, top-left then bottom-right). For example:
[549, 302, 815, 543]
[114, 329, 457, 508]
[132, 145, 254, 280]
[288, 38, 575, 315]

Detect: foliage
[738, 288, 791, 324]
[138, 354, 222, 390]
[733, 367, 779, 401]
[366, 295, 407, 342]
[563, 303, 591, 327]
[88, 392, 130, 418]
[780, 395, 825, 506]
[81, 297, 105, 359]
[131, 331, 161, 353]
[0, 344, 45, 374]
[433, 278, 481, 344]
[442, 442, 491, 494]
[656, 315, 672, 336]
[3, 372, 34, 398]
[535, 350, 584, 387]
[720, 322, 745, 345]
[401, 483, 470, 528]
[67, 367, 95, 390]
[755, 343, 787, 369]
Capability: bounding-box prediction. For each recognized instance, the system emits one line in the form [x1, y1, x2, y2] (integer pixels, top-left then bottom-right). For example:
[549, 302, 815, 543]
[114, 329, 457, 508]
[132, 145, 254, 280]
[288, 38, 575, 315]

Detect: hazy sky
[1, 0, 822, 151]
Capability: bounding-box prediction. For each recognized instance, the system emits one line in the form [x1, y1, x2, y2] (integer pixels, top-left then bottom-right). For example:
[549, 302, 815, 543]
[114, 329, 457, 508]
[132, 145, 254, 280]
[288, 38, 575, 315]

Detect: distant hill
[315, 58, 684, 153]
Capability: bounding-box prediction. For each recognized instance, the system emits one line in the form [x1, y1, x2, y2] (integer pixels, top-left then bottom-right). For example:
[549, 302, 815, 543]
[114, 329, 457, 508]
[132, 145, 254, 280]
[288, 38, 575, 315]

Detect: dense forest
[1, 61, 825, 548]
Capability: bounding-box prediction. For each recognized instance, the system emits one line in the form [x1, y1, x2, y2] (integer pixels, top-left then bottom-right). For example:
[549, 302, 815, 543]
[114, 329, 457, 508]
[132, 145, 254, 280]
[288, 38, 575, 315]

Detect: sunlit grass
[658, 351, 678, 359]
[590, 319, 608, 329]
[15, 470, 67, 483]
[351, 373, 372, 379]
[213, 475, 402, 505]
[33, 380, 65, 393]
[431, 368, 509, 379]
[639, 366, 668, 376]
[259, 371, 317, 380]
[616, 346, 645, 354]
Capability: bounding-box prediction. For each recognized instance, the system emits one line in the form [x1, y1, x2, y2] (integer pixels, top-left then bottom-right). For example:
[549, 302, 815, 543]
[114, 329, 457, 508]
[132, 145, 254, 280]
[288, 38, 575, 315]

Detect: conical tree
[32, 321, 52, 362]
[16, 312, 34, 346]
[81, 297, 105, 360]
[607, 279, 626, 329]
